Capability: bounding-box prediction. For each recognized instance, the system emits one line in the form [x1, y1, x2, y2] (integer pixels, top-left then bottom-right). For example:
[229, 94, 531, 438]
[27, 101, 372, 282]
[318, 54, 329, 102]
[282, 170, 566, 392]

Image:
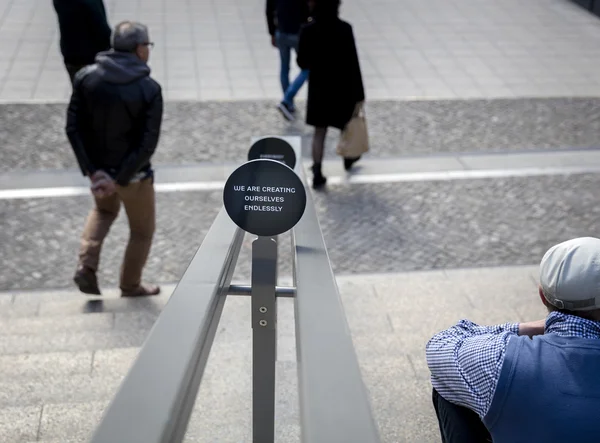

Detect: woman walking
[297, 0, 365, 189]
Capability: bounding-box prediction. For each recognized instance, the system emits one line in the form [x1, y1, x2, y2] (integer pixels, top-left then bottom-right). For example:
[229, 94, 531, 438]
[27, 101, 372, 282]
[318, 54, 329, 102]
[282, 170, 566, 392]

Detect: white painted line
[0, 98, 70, 105]
[155, 181, 225, 192]
[327, 165, 600, 185]
[0, 181, 227, 200]
[0, 187, 90, 199]
[0, 165, 599, 200]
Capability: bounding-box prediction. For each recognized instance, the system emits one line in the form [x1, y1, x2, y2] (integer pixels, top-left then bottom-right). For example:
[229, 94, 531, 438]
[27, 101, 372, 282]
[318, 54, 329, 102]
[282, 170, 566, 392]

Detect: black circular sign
[223, 159, 306, 237]
[248, 137, 297, 169]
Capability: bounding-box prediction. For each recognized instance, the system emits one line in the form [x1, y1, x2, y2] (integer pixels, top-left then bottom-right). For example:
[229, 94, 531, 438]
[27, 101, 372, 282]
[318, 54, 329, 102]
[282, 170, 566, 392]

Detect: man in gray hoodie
[66, 21, 163, 298]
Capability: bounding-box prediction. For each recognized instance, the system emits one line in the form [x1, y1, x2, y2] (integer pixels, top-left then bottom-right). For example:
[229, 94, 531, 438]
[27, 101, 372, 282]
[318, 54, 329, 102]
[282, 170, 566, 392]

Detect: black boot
[344, 156, 361, 171]
[311, 163, 327, 189]
[73, 266, 101, 295]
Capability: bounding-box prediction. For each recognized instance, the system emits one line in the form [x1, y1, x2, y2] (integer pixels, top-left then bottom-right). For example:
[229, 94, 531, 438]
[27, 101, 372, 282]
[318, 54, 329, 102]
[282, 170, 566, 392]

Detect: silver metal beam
[89, 208, 244, 443]
[251, 236, 278, 442]
[228, 284, 296, 297]
[292, 176, 381, 443]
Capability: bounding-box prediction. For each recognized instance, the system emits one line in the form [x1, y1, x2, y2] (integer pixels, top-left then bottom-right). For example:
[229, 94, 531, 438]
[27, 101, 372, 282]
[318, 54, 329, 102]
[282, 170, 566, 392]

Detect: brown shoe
[121, 284, 161, 298]
[74, 267, 101, 295]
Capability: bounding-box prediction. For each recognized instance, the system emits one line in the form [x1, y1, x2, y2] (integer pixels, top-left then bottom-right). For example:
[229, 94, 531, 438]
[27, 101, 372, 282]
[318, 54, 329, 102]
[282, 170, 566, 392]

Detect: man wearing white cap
[426, 237, 600, 443]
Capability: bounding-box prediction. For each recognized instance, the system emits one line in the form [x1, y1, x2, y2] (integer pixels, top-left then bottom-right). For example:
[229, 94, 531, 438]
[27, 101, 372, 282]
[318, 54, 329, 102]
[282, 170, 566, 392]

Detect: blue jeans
[276, 31, 309, 109]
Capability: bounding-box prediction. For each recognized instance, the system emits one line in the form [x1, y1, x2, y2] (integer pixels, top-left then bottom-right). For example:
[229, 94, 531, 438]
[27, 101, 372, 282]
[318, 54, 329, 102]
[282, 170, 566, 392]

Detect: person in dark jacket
[66, 21, 163, 298]
[266, 0, 310, 120]
[52, 0, 112, 85]
[298, 0, 365, 188]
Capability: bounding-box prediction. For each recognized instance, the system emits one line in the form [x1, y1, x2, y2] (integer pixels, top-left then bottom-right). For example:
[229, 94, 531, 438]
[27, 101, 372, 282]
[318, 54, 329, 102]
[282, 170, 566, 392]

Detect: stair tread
[2, 361, 299, 441]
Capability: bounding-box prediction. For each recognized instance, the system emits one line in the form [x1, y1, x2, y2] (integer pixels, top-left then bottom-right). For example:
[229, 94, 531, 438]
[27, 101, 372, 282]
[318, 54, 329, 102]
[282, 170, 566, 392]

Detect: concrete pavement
[2, 147, 600, 193]
[3, 0, 600, 101]
[4, 98, 600, 173]
[0, 265, 546, 442]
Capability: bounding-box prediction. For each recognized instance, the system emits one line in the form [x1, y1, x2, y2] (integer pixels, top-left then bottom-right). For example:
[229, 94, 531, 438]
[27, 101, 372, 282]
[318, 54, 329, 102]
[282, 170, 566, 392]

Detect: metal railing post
[251, 236, 278, 443]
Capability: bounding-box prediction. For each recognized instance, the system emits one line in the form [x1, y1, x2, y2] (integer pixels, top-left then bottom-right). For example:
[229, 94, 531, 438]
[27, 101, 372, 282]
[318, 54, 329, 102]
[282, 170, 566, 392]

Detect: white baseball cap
[540, 237, 600, 311]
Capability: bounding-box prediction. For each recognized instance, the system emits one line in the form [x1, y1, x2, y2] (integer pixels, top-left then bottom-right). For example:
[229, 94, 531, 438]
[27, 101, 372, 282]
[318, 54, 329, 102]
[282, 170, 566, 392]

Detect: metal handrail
[89, 208, 244, 443]
[292, 169, 381, 443]
[88, 142, 380, 442]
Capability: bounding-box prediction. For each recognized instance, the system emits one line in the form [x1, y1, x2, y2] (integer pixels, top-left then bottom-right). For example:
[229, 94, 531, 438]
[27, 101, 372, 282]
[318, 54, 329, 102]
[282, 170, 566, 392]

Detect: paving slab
[36, 363, 298, 442]
[35, 295, 170, 318]
[0, 372, 124, 408]
[0, 405, 42, 443]
[10, 285, 175, 306]
[91, 347, 139, 378]
[26, 441, 81, 443]
[184, 361, 299, 443]
[0, 312, 114, 335]
[0, 328, 150, 356]
[3, 0, 600, 101]
[373, 266, 540, 336]
[39, 401, 108, 442]
[361, 360, 438, 443]
[0, 298, 38, 319]
[0, 351, 92, 380]
[337, 279, 394, 335]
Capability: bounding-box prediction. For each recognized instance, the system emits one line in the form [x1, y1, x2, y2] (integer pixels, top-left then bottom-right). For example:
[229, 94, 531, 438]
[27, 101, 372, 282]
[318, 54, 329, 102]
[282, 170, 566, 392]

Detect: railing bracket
[228, 284, 296, 298]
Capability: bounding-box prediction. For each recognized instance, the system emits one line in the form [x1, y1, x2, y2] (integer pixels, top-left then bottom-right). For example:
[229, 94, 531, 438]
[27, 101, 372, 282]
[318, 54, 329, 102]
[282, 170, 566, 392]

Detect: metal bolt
[259, 307, 268, 313]
[259, 320, 268, 327]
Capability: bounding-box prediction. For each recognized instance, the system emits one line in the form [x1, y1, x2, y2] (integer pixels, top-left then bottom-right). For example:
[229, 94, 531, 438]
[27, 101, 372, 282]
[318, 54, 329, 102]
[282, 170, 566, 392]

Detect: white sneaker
[277, 102, 295, 121]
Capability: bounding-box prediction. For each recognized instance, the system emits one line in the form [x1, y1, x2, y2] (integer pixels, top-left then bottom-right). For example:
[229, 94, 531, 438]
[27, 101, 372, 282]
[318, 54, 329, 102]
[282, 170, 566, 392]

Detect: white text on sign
[233, 186, 296, 193]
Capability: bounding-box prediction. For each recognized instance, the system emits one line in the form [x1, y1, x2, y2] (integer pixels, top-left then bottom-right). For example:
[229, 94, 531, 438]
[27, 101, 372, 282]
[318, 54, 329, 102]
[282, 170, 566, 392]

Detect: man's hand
[271, 35, 277, 48]
[518, 319, 546, 338]
[90, 170, 116, 198]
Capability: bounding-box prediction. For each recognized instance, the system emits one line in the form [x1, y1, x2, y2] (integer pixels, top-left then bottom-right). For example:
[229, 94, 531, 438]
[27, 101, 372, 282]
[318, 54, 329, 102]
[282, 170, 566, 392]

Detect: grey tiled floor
[2, 0, 600, 101]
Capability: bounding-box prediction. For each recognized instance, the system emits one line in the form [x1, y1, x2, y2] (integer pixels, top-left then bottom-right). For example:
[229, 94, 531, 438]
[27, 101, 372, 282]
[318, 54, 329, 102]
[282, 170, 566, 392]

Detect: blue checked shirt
[426, 312, 600, 419]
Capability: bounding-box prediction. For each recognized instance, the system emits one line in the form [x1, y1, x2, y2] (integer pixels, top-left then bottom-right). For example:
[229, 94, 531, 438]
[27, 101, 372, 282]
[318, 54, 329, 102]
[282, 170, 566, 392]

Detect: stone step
[0, 290, 173, 320]
[0, 311, 114, 335]
[5, 401, 299, 442]
[0, 266, 546, 442]
[0, 351, 92, 380]
[0, 361, 299, 442]
[1, 355, 438, 443]
[0, 327, 150, 357]
[0, 295, 296, 356]
[0, 295, 299, 408]
[0, 328, 298, 388]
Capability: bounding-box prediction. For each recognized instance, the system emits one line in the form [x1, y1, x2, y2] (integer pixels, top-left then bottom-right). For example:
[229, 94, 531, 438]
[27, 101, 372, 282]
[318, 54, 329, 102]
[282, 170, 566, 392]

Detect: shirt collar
[545, 311, 600, 339]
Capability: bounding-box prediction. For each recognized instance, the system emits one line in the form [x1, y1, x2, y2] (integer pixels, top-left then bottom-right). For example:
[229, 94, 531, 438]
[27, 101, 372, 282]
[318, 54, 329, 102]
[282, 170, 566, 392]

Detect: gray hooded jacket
[95, 50, 151, 84]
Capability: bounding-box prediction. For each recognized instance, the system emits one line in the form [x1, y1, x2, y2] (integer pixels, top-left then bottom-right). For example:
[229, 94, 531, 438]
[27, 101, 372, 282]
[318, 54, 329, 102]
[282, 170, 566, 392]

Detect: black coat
[66, 52, 163, 186]
[297, 17, 365, 130]
[266, 0, 309, 36]
[53, 0, 112, 66]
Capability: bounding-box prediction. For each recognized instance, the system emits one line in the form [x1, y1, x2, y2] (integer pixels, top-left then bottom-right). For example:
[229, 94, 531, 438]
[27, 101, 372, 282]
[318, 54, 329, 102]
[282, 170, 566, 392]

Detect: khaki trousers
[78, 178, 155, 292]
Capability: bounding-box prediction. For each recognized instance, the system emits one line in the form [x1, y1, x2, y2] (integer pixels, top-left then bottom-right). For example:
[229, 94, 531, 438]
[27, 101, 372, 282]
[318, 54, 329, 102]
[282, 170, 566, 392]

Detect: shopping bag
[336, 102, 369, 158]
